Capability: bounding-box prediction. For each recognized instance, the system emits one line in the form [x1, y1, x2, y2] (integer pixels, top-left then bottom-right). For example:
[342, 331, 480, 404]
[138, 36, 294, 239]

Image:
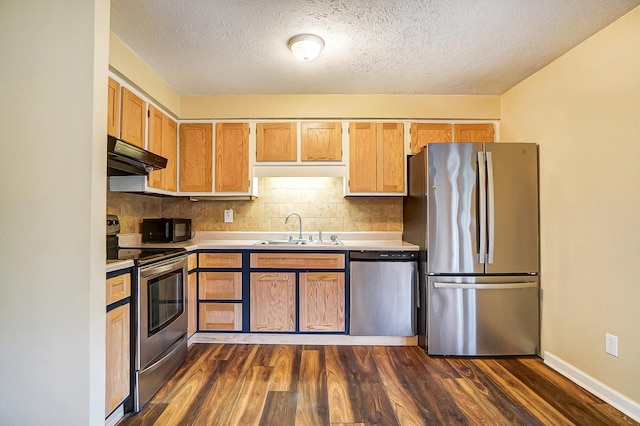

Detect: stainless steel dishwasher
[349, 251, 418, 336]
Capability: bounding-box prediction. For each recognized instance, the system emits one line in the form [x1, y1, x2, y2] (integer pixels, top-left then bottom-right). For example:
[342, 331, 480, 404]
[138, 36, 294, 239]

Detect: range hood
[107, 135, 167, 176]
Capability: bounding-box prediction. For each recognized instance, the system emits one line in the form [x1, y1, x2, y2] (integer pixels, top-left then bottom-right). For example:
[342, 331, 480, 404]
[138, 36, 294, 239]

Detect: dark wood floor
[119, 343, 637, 426]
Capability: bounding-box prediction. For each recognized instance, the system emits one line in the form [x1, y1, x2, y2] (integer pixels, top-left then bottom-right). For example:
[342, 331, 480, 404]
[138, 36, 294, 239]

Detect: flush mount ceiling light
[287, 34, 324, 61]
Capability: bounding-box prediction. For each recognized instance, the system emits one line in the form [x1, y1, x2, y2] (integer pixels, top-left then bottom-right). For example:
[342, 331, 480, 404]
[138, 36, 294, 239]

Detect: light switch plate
[605, 332, 619, 357]
[224, 209, 233, 223]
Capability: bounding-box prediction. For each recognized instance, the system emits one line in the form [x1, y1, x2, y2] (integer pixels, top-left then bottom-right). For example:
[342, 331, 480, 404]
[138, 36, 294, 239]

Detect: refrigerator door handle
[486, 151, 495, 264]
[477, 151, 487, 264]
[433, 281, 538, 290]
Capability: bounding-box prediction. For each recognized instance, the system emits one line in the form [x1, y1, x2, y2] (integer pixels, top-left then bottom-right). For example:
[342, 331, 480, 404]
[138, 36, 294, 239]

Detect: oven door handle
[140, 255, 188, 279]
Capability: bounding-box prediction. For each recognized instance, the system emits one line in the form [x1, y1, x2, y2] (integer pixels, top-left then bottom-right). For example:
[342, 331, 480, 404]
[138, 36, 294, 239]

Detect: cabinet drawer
[250, 253, 345, 269]
[187, 253, 197, 271]
[199, 303, 242, 331]
[199, 271, 242, 300]
[199, 252, 242, 268]
[106, 274, 131, 305]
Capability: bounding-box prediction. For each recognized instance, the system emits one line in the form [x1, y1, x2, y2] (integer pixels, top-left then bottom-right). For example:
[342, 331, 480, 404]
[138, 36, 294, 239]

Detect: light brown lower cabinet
[199, 302, 243, 331]
[187, 271, 197, 337]
[105, 303, 130, 416]
[250, 272, 296, 332]
[299, 272, 345, 332]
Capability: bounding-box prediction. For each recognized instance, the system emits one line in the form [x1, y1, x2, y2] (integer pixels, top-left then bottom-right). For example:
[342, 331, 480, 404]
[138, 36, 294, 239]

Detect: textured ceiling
[110, 0, 639, 96]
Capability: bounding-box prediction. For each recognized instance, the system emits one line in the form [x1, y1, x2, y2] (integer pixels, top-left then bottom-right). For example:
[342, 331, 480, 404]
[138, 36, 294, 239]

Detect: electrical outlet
[605, 333, 619, 357]
[224, 209, 233, 223]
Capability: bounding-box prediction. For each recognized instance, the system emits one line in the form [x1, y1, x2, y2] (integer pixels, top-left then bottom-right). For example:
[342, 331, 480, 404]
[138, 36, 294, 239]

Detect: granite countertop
[106, 231, 418, 273]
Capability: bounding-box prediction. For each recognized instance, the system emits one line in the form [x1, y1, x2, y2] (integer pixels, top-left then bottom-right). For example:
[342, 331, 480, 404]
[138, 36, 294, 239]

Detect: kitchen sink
[253, 239, 343, 246]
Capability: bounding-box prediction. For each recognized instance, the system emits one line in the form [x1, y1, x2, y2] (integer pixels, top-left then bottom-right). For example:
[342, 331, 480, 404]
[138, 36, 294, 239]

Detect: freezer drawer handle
[433, 281, 537, 290]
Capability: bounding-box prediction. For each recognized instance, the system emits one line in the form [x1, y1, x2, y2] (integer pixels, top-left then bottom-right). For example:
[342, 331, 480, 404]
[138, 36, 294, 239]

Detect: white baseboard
[544, 351, 640, 422]
[190, 332, 417, 346]
[105, 405, 124, 426]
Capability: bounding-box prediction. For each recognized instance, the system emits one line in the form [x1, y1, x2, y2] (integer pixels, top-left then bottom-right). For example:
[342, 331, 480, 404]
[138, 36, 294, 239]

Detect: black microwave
[142, 218, 192, 243]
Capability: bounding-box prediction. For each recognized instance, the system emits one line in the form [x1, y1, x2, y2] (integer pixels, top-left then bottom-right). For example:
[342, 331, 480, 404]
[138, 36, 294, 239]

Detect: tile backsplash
[108, 177, 403, 234]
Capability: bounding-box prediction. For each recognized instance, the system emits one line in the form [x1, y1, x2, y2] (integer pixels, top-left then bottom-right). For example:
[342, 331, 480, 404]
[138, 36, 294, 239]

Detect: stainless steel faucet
[285, 213, 303, 240]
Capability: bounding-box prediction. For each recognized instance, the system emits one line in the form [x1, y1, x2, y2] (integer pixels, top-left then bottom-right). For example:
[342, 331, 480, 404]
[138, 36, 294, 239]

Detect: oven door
[137, 255, 188, 370]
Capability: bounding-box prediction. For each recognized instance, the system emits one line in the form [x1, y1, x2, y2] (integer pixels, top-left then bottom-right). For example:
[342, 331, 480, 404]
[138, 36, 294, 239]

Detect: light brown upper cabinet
[301, 122, 342, 161]
[179, 123, 213, 192]
[215, 123, 249, 192]
[410, 123, 452, 153]
[256, 122, 297, 162]
[120, 87, 146, 148]
[453, 123, 495, 142]
[107, 77, 120, 137]
[349, 122, 405, 193]
[147, 105, 177, 191]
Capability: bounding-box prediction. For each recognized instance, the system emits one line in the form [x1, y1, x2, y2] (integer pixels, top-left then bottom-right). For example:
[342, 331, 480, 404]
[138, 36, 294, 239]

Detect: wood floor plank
[371, 346, 451, 425]
[445, 357, 543, 425]
[326, 345, 358, 424]
[476, 358, 575, 425]
[259, 391, 298, 426]
[189, 344, 261, 425]
[226, 365, 273, 425]
[295, 348, 330, 426]
[268, 345, 301, 392]
[439, 377, 513, 426]
[377, 346, 470, 425]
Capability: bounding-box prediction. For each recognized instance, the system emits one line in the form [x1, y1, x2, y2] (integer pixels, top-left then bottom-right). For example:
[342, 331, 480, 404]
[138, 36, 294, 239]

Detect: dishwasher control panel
[349, 251, 418, 261]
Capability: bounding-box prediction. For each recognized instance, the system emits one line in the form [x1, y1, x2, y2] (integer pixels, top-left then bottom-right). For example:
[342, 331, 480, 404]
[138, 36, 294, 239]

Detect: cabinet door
[215, 123, 249, 192]
[377, 122, 405, 193]
[120, 87, 146, 148]
[187, 272, 197, 337]
[256, 122, 297, 162]
[199, 303, 243, 331]
[179, 123, 213, 192]
[250, 272, 296, 332]
[106, 274, 130, 305]
[299, 272, 345, 332]
[199, 271, 242, 300]
[410, 123, 451, 153]
[453, 123, 495, 142]
[107, 77, 120, 137]
[148, 106, 177, 191]
[301, 122, 342, 161]
[105, 304, 130, 416]
[163, 116, 178, 191]
[348, 122, 378, 192]
[199, 252, 242, 269]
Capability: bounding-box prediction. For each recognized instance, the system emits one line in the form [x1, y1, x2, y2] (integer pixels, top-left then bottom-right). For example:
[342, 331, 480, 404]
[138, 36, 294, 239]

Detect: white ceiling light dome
[287, 34, 324, 61]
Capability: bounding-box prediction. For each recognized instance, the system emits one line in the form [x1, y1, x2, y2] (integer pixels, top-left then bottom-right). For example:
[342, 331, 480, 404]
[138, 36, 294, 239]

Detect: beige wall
[0, 0, 109, 424]
[109, 33, 181, 117]
[180, 94, 500, 120]
[501, 6, 640, 407]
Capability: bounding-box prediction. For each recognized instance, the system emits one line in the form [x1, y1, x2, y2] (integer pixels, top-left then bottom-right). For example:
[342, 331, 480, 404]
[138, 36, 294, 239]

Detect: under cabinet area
[249, 252, 346, 333]
[105, 271, 131, 417]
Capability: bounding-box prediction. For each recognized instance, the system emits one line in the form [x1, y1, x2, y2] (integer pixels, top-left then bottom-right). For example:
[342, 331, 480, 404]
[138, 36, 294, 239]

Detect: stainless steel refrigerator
[403, 143, 539, 356]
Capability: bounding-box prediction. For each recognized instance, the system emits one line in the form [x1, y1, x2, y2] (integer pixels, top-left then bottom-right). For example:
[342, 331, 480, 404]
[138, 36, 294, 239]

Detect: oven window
[148, 270, 184, 336]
